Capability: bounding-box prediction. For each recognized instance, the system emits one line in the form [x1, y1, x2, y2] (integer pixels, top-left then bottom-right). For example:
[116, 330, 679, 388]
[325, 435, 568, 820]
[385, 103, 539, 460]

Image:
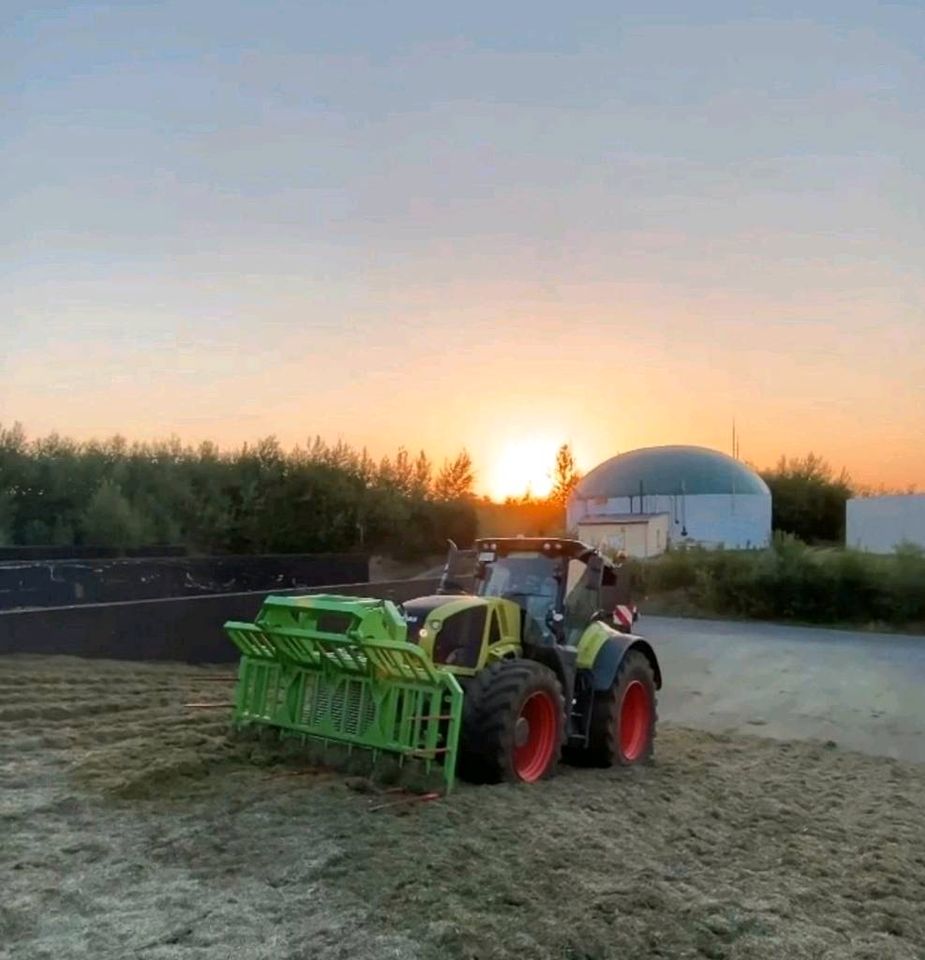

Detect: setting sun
[485, 437, 562, 502]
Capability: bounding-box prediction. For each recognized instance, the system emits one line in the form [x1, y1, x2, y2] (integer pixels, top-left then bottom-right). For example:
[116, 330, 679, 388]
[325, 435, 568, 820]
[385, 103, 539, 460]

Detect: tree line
[0, 421, 904, 554]
[0, 423, 479, 557]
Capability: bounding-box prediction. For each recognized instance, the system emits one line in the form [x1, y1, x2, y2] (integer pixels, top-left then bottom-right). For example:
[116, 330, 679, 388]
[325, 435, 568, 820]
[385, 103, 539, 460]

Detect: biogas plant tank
[568, 445, 772, 552]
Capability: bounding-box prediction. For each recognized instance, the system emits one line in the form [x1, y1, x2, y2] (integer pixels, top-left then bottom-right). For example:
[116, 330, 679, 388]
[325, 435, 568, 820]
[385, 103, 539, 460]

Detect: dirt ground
[2, 655, 925, 960]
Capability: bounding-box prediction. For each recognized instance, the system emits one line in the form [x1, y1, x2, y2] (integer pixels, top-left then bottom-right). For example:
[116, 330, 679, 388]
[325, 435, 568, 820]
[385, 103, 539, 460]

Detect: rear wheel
[585, 650, 657, 766]
[458, 659, 565, 784]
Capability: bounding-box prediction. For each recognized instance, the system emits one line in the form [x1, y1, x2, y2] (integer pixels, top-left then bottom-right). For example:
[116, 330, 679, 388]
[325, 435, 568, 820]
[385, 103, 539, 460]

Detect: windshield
[478, 555, 558, 599]
[476, 554, 561, 638]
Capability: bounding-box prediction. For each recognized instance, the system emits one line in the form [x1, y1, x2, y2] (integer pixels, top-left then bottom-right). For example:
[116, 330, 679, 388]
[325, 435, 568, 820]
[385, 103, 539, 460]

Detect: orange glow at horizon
[4, 288, 923, 496]
[484, 437, 561, 501]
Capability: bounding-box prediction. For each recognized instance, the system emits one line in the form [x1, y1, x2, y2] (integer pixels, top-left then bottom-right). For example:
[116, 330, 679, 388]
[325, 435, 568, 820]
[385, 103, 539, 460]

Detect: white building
[568, 445, 772, 554]
[846, 495, 925, 553]
[576, 513, 670, 558]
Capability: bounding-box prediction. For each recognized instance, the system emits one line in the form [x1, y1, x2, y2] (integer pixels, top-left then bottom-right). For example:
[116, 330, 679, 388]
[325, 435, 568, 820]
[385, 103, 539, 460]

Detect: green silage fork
[224, 594, 464, 792]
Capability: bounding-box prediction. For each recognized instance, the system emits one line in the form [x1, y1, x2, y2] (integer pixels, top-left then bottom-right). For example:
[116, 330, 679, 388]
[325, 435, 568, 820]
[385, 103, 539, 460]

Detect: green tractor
[224, 537, 660, 792]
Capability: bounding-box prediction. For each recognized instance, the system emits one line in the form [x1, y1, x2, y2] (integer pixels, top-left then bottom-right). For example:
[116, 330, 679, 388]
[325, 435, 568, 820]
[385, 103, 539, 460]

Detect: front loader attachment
[224, 594, 464, 792]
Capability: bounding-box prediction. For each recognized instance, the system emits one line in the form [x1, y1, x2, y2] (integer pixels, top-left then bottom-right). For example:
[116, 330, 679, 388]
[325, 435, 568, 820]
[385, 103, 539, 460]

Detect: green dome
[574, 445, 770, 499]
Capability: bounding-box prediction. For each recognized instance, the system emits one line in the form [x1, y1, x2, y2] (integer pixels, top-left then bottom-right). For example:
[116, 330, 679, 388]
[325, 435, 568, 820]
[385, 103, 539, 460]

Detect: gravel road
[643, 615, 925, 763]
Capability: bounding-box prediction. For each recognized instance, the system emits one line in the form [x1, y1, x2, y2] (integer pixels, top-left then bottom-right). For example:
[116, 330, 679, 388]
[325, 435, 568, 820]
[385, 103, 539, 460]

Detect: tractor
[224, 537, 660, 791]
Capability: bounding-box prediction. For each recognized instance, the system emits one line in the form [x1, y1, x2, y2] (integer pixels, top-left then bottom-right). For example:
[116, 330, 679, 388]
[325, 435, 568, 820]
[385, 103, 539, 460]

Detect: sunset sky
[3, 1, 923, 499]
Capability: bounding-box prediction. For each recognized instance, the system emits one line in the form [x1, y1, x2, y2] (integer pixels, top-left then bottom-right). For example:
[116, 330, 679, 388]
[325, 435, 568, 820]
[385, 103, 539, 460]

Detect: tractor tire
[458, 659, 565, 785]
[584, 650, 657, 767]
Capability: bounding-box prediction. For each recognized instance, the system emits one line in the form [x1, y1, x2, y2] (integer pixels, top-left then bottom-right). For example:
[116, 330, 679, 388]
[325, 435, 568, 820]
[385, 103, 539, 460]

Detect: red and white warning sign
[613, 604, 635, 630]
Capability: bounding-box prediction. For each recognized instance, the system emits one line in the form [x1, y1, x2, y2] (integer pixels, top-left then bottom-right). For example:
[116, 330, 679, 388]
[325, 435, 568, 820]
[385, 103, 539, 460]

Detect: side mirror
[437, 539, 460, 595]
[585, 555, 604, 587]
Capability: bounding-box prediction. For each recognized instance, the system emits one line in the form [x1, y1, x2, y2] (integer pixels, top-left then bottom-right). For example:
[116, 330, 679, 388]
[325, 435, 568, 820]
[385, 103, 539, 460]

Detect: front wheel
[586, 650, 657, 766]
[458, 659, 565, 784]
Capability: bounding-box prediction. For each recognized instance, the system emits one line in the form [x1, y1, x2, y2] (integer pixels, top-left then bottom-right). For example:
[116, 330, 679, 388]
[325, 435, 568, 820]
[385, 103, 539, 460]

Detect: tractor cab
[471, 537, 634, 643]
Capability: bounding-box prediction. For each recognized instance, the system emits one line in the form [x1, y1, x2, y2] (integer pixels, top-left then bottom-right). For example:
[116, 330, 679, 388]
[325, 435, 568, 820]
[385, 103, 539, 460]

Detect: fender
[576, 620, 662, 692]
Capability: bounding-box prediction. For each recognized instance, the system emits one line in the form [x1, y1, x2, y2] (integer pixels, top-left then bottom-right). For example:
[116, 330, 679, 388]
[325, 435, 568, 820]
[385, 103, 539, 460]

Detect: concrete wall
[0, 545, 187, 561]
[0, 578, 441, 664]
[846, 495, 925, 553]
[569, 493, 771, 549]
[0, 553, 369, 610]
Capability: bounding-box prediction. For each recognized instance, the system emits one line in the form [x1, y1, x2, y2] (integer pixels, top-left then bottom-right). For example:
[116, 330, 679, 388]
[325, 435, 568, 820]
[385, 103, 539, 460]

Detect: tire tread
[584, 649, 657, 767]
[459, 659, 565, 784]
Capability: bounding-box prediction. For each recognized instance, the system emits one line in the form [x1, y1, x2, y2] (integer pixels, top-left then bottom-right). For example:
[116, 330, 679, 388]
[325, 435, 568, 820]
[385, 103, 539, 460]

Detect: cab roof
[473, 537, 597, 561]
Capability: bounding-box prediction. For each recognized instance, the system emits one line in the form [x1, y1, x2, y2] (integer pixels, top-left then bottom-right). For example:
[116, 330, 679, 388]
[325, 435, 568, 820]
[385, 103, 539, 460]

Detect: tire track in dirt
[2, 655, 924, 960]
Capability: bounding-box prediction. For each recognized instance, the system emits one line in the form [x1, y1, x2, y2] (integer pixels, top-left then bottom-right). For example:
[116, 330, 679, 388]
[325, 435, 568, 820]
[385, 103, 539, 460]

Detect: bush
[638, 538, 925, 629]
[647, 546, 703, 593]
[884, 543, 925, 624]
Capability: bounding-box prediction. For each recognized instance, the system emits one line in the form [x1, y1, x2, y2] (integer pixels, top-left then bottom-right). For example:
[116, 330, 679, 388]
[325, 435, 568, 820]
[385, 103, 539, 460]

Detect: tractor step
[567, 674, 596, 747]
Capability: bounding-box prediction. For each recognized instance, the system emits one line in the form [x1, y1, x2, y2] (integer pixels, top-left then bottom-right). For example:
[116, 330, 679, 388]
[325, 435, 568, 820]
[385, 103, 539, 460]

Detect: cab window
[563, 557, 604, 642]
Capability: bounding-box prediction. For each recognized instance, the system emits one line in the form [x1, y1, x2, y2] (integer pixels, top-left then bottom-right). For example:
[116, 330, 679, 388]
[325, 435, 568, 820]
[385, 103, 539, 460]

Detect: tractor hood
[399, 593, 524, 674]
[401, 594, 486, 643]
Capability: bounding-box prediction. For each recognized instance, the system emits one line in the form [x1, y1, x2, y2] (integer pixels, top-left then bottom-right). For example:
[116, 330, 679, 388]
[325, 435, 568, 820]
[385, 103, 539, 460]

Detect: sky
[2, 1, 923, 499]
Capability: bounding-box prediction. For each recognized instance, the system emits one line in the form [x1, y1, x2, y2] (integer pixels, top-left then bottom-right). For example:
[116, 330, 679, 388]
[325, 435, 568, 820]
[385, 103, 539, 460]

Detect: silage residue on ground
[2, 655, 924, 960]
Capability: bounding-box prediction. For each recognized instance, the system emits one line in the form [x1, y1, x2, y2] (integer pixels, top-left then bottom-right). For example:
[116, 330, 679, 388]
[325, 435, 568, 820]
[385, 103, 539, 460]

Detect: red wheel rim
[513, 691, 558, 781]
[619, 680, 651, 761]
